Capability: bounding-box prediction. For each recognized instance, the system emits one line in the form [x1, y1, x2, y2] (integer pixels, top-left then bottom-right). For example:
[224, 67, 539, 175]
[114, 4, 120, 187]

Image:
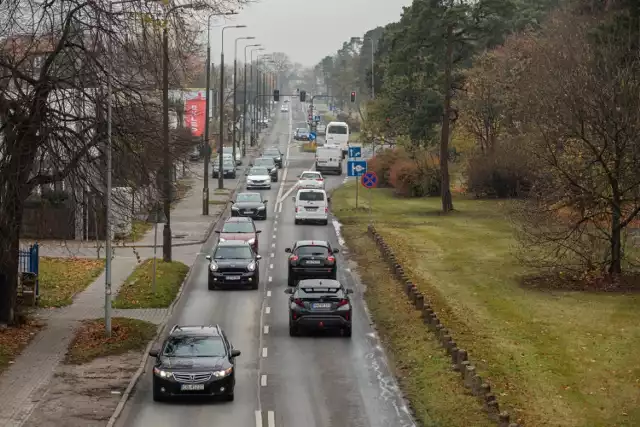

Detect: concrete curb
[105, 126, 272, 427]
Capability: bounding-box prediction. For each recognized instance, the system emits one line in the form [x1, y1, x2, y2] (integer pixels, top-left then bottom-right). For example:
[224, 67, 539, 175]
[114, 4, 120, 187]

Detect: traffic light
[273, 89, 279, 102]
[300, 90, 306, 102]
[350, 91, 356, 102]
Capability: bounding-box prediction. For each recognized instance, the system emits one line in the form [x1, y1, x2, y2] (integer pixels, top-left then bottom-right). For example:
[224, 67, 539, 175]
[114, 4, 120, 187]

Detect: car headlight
[209, 262, 218, 271]
[153, 367, 173, 378]
[231, 206, 239, 210]
[247, 238, 255, 245]
[247, 262, 256, 271]
[257, 205, 265, 210]
[219, 238, 226, 242]
[212, 367, 233, 378]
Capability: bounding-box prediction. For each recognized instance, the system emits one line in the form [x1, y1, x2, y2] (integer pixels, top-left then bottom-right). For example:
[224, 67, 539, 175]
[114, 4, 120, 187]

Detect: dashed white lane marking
[268, 276, 273, 282]
[265, 306, 271, 314]
[255, 411, 263, 427]
[261, 374, 267, 386]
[278, 203, 282, 214]
[262, 347, 268, 358]
[264, 325, 269, 334]
[272, 234, 276, 239]
[269, 264, 273, 269]
[271, 243, 275, 248]
[270, 252, 274, 258]
[267, 290, 272, 296]
[274, 226, 277, 232]
[268, 411, 275, 427]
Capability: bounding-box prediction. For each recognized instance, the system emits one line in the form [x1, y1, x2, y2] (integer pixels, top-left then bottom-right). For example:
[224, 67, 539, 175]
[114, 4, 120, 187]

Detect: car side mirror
[263, 200, 268, 203]
[230, 201, 235, 204]
[256, 230, 262, 233]
[284, 288, 294, 294]
[149, 349, 159, 357]
[256, 255, 262, 260]
[327, 197, 331, 202]
[345, 288, 354, 294]
[214, 230, 220, 234]
[297, 175, 300, 178]
[230, 349, 241, 358]
[245, 171, 249, 175]
[284, 248, 291, 253]
[205, 255, 212, 260]
[333, 248, 339, 253]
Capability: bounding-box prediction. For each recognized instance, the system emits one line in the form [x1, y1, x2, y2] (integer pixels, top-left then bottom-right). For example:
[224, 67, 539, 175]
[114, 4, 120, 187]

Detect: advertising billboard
[184, 92, 206, 137]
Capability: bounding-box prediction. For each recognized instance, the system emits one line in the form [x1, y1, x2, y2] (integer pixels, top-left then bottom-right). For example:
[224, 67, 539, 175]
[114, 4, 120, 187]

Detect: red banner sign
[185, 93, 206, 137]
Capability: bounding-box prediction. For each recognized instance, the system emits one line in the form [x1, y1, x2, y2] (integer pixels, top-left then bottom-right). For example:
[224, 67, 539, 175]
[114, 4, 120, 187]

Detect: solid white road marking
[261, 375, 267, 386]
[273, 226, 277, 232]
[269, 264, 273, 269]
[278, 184, 297, 204]
[268, 411, 275, 427]
[264, 325, 269, 334]
[255, 411, 263, 427]
[262, 347, 268, 357]
[267, 290, 272, 296]
[265, 306, 271, 314]
[270, 253, 274, 258]
[278, 203, 282, 213]
[274, 107, 293, 213]
[268, 276, 273, 282]
[271, 243, 275, 248]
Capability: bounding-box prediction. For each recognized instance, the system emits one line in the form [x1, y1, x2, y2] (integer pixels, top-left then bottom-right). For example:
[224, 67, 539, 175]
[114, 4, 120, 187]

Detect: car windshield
[162, 336, 226, 357]
[249, 167, 269, 175]
[297, 287, 343, 300]
[296, 245, 330, 257]
[236, 193, 262, 203]
[327, 125, 348, 135]
[298, 129, 308, 133]
[298, 191, 325, 201]
[264, 150, 280, 156]
[255, 158, 274, 166]
[221, 222, 254, 233]
[214, 245, 253, 259]
[300, 172, 320, 180]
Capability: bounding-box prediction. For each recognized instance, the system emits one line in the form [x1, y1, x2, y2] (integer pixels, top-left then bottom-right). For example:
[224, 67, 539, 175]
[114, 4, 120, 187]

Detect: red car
[215, 217, 261, 253]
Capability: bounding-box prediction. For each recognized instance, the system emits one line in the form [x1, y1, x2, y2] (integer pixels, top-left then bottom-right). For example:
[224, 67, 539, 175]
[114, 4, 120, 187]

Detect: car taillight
[316, 178, 323, 181]
[336, 299, 349, 307]
[295, 207, 299, 212]
[290, 255, 299, 262]
[326, 255, 335, 263]
[294, 298, 305, 307]
[325, 207, 328, 213]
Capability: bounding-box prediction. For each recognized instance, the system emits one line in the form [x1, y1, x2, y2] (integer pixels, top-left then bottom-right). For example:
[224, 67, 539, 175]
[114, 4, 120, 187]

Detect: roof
[296, 188, 326, 193]
[224, 216, 253, 223]
[297, 278, 341, 288]
[236, 192, 261, 197]
[255, 157, 275, 162]
[217, 240, 252, 247]
[295, 240, 329, 247]
[169, 325, 222, 337]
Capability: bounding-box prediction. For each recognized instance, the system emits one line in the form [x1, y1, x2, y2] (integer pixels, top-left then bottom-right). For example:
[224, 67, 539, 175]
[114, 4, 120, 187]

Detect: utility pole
[233, 36, 255, 163]
[243, 44, 260, 156]
[219, 25, 246, 190]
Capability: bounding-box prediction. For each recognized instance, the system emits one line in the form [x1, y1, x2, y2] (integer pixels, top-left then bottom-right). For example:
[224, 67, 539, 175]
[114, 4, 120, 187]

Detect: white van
[293, 189, 329, 225]
[315, 146, 342, 175]
[325, 121, 349, 158]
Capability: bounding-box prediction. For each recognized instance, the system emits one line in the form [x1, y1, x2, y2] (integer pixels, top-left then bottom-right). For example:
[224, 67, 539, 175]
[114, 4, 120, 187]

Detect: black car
[207, 241, 261, 290]
[285, 240, 339, 286]
[262, 147, 284, 168]
[149, 324, 241, 401]
[251, 157, 278, 182]
[284, 279, 353, 337]
[231, 192, 268, 220]
[212, 159, 236, 178]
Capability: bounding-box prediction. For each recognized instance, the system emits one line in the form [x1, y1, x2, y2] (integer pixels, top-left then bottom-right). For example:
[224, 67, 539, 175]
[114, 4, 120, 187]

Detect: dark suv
[207, 241, 261, 290]
[149, 324, 241, 401]
[252, 157, 278, 182]
[284, 279, 353, 337]
[285, 240, 339, 286]
[262, 147, 284, 168]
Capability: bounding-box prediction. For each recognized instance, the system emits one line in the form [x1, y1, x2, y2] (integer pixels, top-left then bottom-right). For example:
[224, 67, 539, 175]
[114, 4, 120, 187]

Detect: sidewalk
[0, 132, 271, 427]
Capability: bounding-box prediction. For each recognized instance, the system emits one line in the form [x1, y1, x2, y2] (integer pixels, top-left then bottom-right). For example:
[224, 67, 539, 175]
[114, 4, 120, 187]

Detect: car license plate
[243, 210, 252, 214]
[181, 384, 205, 391]
[226, 276, 241, 280]
[306, 260, 321, 264]
[312, 303, 331, 309]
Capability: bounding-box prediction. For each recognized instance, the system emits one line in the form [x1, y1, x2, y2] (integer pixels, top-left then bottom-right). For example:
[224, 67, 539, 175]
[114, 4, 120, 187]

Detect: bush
[389, 154, 441, 197]
[367, 148, 410, 187]
[466, 143, 534, 198]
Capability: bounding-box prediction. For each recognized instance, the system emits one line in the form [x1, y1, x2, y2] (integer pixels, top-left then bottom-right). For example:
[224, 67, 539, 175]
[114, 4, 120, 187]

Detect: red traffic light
[351, 91, 356, 96]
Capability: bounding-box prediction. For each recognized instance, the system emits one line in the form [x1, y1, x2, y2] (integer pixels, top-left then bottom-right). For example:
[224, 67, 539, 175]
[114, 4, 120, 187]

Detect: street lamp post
[203, 12, 237, 216]
[218, 25, 246, 190]
[249, 47, 264, 146]
[233, 36, 254, 163]
[243, 43, 260, 156]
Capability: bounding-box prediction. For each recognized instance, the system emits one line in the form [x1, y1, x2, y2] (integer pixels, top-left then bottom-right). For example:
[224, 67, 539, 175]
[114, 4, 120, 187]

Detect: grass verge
[0, 318, 45, 374]
[209, 199, 228, 205]
[64, 317, 157, 364]
[112, 259, 189, 309]
[39, 257, 105, 307]
[125, 219, 153, 242]
[332, 182, 640, 427]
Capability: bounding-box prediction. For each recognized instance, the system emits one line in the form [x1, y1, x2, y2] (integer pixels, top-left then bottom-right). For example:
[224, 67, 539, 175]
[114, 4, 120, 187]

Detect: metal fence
[18, 243, 40, 298]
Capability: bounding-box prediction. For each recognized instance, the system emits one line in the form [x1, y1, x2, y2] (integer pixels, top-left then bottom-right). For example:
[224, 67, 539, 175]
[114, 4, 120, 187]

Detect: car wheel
[208, 279, 216, 291]
[289, 324, 299, 337]
[322, 220, 329, 225]
[224, 392, 234, 402]
[231, 173, 237, 179]
[294, 219, 300, 225]
[343, 327, 352, 338]
[153, 386, 164, 402]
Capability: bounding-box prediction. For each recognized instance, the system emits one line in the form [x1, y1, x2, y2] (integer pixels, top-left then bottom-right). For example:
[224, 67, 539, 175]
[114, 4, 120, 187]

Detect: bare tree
[0, 0, 247, 324]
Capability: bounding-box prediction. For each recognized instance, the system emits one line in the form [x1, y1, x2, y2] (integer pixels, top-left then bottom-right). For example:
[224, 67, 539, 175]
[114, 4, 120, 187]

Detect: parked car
[212, 158, 236, 178]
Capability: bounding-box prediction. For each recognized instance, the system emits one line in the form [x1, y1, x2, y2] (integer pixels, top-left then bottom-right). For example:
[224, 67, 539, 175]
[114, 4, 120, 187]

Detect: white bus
[325, 121, 349, 159]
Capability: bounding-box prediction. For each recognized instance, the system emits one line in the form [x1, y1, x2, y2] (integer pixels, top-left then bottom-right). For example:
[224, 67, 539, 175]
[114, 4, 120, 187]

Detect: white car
[293, 188, 329, 225]
[245, 166, 272, 190]
[235, 151, 242, 165]
[297, 171, 325, 189]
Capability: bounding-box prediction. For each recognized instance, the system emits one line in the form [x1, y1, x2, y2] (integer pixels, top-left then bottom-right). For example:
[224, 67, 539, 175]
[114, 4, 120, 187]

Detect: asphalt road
[115, 99, 415, 427]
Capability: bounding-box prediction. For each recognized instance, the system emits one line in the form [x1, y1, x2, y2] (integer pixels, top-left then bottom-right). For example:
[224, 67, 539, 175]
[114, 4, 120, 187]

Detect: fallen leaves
[65, 317, 157, 365]
[39, 257, 105, 307]
[0, 318, 45, 373]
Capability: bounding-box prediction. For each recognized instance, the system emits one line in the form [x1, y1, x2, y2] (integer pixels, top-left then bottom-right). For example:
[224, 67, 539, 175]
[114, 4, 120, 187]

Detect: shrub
[466, 142, 534, 198]
[367, 148, 410, 187]
[389, 155, 441, 197]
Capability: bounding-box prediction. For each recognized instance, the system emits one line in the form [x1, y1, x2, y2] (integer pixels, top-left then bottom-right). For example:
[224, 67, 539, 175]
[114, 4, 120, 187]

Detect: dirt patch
[23, 350, 141, 427]
[521, 272, 640, 292]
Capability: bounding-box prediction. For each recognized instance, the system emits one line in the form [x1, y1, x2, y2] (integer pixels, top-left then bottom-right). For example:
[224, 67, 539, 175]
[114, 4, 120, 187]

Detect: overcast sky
[207, 0, 412, 66]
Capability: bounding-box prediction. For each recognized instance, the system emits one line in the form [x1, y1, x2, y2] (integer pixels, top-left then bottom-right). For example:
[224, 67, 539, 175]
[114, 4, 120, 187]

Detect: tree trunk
[440, 24, 455, 213]
[0, 185, 25, 325]
[609, 203, 622, 275]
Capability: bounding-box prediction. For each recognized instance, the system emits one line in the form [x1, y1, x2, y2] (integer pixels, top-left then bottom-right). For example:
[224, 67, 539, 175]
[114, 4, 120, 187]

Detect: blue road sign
[348, 146, 361, 158]
[361, 171, 378, 188]
[347, 160, 367, 177]
[309, 131, 316, 141]
[314, 115, 321, 122]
